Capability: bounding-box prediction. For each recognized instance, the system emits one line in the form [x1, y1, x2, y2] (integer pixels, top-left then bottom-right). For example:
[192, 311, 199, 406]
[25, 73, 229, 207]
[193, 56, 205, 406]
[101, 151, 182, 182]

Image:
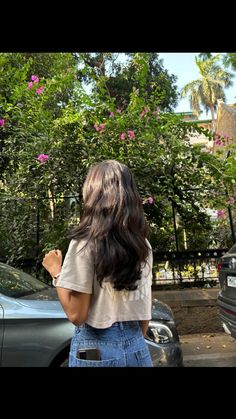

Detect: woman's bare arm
[56, 287, 91, 325]
[42, 249, 91, 325]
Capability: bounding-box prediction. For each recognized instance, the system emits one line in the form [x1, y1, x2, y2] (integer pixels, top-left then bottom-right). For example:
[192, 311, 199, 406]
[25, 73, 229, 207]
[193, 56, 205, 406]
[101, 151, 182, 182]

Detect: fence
[0, 189, 235, 287]
[0, 194, 81, 280]
[152, 248, 227, 289]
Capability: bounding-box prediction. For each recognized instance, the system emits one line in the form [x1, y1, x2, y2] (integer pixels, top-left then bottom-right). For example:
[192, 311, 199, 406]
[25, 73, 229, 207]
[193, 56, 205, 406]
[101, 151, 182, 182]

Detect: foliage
[198, 53, 213, 61]
[1, 52, 236, 272]
[78, 53, 179, 111]
[222, 53, 236, 73]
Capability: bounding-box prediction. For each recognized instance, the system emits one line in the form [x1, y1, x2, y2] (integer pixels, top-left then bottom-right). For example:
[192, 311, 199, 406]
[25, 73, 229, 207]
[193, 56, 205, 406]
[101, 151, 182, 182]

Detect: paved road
[180, 333, 236, 367]
[152, 287, 236, 366]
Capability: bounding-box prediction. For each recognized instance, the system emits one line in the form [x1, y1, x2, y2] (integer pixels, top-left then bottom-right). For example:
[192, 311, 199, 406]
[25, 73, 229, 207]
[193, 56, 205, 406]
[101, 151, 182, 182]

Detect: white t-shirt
[56, 238, 153, 328]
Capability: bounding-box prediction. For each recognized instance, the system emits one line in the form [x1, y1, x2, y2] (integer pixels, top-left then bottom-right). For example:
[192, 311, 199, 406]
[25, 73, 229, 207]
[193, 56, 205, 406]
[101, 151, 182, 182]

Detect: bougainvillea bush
[0, 52, 235, 274]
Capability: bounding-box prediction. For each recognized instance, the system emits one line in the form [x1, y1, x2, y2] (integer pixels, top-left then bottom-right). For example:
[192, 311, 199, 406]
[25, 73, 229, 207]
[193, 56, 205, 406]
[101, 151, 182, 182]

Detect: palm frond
[181, 80, 201, 98]
[183, 54, 234, 116]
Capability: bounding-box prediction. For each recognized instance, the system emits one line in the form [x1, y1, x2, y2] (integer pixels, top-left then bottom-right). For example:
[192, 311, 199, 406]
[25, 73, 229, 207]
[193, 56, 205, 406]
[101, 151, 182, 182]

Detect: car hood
[17, 298, 64, 313]
[151, 299, 174, 321]
[17, 288, 63, 313]
[16, 289, 173, 320]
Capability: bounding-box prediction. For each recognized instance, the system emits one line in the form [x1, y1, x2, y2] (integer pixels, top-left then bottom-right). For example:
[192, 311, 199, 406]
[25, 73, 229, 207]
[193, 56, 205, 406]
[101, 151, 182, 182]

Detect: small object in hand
[52, 272, 61, 287]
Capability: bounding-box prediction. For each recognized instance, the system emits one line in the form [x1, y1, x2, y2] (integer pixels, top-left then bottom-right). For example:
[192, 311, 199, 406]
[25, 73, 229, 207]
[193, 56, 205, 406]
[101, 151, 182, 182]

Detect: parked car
[0, 262, 183, 367]
[218, 245, 236, 338]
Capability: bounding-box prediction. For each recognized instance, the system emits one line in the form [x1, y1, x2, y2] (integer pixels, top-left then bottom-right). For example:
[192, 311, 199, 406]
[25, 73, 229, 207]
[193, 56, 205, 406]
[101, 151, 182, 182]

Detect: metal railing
[152, 248, 227, 289]
[0, 190, 234, 287]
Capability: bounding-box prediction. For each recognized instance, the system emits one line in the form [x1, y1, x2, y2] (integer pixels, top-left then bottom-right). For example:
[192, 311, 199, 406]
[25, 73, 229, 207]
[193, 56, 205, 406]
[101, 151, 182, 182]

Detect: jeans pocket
[134, 347, 153, 367]
[69, 353, 119, 367]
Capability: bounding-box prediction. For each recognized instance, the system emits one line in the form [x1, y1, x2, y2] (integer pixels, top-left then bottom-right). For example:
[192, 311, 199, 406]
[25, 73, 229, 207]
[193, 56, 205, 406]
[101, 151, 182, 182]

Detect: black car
[218, 244, 236, 338]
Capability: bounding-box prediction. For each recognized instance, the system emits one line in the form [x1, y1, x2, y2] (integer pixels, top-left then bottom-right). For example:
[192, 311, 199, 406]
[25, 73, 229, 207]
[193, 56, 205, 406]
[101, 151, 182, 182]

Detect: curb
[162, 299, 217, 308]
[152, 289, 219, 308]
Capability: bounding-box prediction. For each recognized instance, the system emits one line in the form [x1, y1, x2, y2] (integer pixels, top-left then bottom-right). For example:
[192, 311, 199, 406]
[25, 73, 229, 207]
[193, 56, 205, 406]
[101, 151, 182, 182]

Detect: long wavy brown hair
[70, 160, 149, 291]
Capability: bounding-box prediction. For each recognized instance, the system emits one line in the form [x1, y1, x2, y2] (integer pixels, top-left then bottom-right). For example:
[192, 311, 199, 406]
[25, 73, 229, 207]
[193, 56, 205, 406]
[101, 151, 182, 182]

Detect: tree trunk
[48, 185, 56, 221]
[210, 106, 215, 130]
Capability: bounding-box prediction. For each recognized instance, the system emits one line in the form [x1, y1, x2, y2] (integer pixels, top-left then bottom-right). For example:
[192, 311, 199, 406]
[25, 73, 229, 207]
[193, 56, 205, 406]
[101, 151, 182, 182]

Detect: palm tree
[198, 53, 213, 61]
[181, 54, 233, 128]
[222, 53, 236, 71]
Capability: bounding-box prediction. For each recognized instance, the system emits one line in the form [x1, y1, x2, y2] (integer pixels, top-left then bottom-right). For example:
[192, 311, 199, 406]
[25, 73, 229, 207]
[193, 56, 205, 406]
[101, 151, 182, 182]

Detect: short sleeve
[56, 239, 94, 294]
[146, 239, 153, 270]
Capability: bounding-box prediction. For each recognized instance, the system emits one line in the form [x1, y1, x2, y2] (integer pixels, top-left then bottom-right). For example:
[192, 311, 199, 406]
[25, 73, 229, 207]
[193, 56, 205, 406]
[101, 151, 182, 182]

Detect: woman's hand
[42, 249, 62, 278]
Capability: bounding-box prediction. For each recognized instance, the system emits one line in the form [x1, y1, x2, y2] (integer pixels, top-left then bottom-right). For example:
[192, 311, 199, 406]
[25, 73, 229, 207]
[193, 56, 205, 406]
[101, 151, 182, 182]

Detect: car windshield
[228, 245, 236, 254]
[0, 262, 49, 298]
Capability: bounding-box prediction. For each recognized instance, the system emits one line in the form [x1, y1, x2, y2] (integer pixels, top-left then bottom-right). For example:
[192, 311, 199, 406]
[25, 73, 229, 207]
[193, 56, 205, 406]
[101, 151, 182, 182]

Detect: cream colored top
[56, 238, 153, 329]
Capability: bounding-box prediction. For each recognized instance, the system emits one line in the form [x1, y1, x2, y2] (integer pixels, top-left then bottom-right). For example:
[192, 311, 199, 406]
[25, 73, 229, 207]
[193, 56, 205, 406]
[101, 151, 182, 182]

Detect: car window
[228, 245, 236, 254]
[0, 263, 48, 298]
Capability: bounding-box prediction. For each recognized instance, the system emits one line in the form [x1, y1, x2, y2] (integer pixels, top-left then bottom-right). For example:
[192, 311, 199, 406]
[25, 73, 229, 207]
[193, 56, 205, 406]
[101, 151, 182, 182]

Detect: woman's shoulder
[145, 238, 152, 250]
[68, 238, 93, 257]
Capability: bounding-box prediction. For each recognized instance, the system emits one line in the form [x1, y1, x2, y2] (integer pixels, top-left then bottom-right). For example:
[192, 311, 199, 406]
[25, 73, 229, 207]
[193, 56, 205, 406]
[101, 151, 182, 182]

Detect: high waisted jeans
[69, 321, 153, 367]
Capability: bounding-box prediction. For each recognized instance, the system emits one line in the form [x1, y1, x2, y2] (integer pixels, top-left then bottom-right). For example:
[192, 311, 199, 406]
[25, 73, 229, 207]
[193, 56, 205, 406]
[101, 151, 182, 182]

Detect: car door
[220, 251, 236, 300]
[0, 300, 3, 366]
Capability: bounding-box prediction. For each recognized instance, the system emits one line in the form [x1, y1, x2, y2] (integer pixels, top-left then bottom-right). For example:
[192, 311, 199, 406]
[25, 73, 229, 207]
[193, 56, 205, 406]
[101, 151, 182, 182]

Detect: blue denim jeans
[69, 321, 153, 367]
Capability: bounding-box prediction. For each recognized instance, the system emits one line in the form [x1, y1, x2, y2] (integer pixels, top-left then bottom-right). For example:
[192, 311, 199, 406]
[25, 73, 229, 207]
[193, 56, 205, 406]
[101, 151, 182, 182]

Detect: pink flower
[140, 107, 149, 118]
[116, 108, 122, 113]
[37, 154, 49, 164]
[120, 133, 126, 140]
[214, 139, 223, 146]
[27, 82, 33, 89]
[99, 123, 105, 131]
[94, 123, 105, 132]
[148, 197, 154, 204]
[0, 118, 5, 127]
[109, 111, 114, 118]
[128, 130, 135, 139]
[217, 210, 225, 218]
[36, 86, 45, 95]
[31, 75, 39, 83]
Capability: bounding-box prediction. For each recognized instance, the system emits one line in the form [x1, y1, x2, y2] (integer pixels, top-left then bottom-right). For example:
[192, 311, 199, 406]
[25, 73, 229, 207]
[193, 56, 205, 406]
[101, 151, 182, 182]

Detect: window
[0, 263, 48, 298]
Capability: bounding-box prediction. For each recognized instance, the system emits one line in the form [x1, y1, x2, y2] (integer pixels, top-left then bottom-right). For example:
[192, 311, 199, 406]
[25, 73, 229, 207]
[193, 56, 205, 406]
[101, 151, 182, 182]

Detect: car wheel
[59, 357, 69, 367]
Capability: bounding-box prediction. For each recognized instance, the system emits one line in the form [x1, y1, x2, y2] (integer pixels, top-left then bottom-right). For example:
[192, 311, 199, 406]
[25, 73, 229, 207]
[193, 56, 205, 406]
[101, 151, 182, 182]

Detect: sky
[158, 53, 236, 119]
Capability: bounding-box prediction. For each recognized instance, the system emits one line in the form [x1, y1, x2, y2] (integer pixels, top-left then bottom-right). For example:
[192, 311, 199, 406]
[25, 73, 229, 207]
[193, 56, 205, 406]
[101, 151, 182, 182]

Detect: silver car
[0, 262, 183, 367]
